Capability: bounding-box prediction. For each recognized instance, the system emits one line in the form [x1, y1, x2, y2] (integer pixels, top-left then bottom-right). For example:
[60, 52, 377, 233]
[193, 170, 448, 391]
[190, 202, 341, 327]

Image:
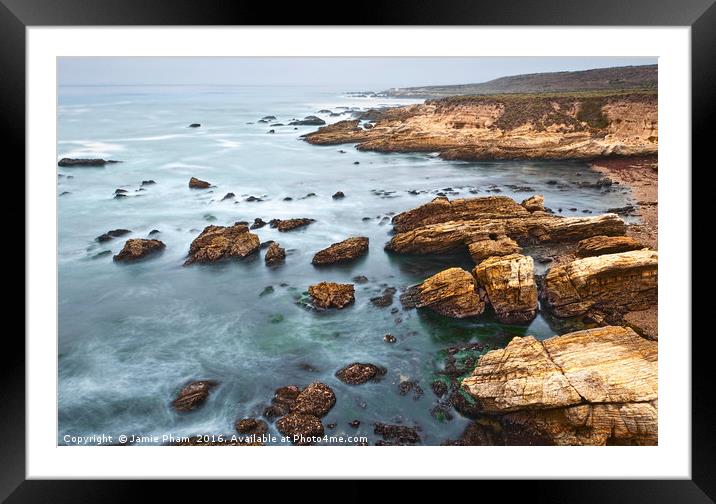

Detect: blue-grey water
[58, 85, 636, 445]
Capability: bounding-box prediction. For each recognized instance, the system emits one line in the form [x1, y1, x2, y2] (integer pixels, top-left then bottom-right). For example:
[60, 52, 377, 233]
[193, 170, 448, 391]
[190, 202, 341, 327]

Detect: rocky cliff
[303, 92, 657, 161]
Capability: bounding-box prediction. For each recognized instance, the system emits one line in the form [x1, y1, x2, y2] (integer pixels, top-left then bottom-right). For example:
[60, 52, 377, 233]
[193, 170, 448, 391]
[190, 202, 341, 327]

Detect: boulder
[400, 267, 485, 318]
[171, 380, 217, 412]
[276, 413, 324, 444]
[235, 418, 268, 436]
[264, 242, 286, 266]
[269, 218, 316, 232]
[373, 423, 421, 445]
[473, 254, 538, 324]
[291, 382, 336, 417]
[189, 177, 211, 189]
[308, 282, 355, 309]
[113, 239, 165, 262]
[542, 249, 657, 318]
[184, 224, 260, 265]
[335, 363, 386, 385]
[521, 194, 545, 212]
[576, 235, 644, 257]
[467, 234, 521, 264]
[461, 326, 657, 445]
[57, 158, 120, 167]
[312, 236, 369, 265]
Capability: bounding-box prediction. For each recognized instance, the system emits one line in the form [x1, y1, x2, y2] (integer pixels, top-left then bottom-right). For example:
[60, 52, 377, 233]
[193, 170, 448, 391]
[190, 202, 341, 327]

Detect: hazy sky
[58, 57, 657, 89]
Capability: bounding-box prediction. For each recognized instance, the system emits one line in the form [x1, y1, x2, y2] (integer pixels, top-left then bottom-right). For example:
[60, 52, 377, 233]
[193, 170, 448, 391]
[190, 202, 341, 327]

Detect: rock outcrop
[303, 92, 658, 161]
[542, 249, 657, 318]
[335, 363, 386, 385]
[184, 224, 260, 265]
[473, 254, 538, 324]
[312, 236, 369, 265]
[189, 177, 211, 189]
[264, 242, 286, 266]
[266, 382, 336, 445]
[461, 326, 657, 445]
[467, 234, 521, 264]
[269, 218, 316, 232]
[521, 194, 544, 212]
[576, 235, 644, 257]
[113, 239, 165, 262]
[172, 380, 218, 412]
[308, 282, 355, 309]
[400, 267, 485, 318]
[291, 382, 336, 416]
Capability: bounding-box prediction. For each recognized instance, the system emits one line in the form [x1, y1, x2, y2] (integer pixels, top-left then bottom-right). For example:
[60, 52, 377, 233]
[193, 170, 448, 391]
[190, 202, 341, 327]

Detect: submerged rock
[250, 218, 267, 229]
[308, 282, 355, 309]
[96, 229, 131, 243]
[461, 326, 657, 445]
[189, 177, 211, 189]
[373, 423, 420, 445]
[184, 224, 260, 265]
[276, 413, 324, 444]
[370, 286, 396, 308]
[542, 249, 657, 318]
[332, 191, 345, 199]
[221, 192, 235, 201]
[312, 236, 369, 265]
[473, 253, 538, 324]
[264, 385, 301, 419]
[171, 380, 217, 412]
[57, 158, 121, 167]
[576, 235, 644, 257]
[141, 180, 156, 186]
[335, 363, 386, 385]
[235, 418, 268, 436]
[264, 242, 286, 266]
[269, 218, 316, 232]
[401, 267, 485, 318]
[188, 123, 201, 128]
[113, 239, 165, 262]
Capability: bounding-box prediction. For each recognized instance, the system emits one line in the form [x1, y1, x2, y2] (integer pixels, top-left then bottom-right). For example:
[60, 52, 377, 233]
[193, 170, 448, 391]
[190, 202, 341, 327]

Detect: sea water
[58, 85, 635, 445]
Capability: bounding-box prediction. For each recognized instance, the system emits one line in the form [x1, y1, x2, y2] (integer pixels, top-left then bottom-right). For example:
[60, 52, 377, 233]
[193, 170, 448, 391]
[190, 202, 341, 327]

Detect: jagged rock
[467, 234, 521, 264]
[171, 380, 217, 412]
[57, 158, 121, 167]
[308, 282, 355, 309]
[269, 218, 315, 232]
[312, 236, 369, 265]
[473, 254, 538, 324]
[189, 177, 211, 189]
[235, 418, 268, 436]
[521, 194, 545, 212]
[373, 423, 420, 445]
[542, 249, 657, 318]
[401, 267, 485, 318]
[335, 363, 386, 385]
[96, 229, 131, 242]
[113, 239, 165, 262]
[276, 413, 324, 444]
[289, 115, 326, 126]
[184, 224, 260, 265]
[461, 326, 657, 445]
[576, 235, 644, 257]
[264, 242, 286, 266]
[291, 382, 336, 417]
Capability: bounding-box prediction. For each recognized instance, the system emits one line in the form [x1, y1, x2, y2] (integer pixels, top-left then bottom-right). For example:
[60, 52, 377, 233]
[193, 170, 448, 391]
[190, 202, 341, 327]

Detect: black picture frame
[4, 0, 711, 501]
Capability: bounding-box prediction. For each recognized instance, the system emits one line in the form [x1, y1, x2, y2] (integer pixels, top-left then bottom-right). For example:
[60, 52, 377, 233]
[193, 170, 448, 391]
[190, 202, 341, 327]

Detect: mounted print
[57, 56, 659, 447]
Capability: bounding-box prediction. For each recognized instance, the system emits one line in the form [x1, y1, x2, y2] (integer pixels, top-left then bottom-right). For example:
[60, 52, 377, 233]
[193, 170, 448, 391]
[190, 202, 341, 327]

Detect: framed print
[5, 0, 712, 500]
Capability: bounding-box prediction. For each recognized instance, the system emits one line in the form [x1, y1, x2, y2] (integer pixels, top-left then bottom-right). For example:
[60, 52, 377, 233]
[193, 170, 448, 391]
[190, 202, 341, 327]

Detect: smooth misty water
[58, 85, 636, 445]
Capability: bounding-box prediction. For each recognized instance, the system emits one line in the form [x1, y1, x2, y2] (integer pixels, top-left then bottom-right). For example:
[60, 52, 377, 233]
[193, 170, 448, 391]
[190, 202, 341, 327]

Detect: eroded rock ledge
[302, 92, 657, 161]
[461, 326, 657, 445]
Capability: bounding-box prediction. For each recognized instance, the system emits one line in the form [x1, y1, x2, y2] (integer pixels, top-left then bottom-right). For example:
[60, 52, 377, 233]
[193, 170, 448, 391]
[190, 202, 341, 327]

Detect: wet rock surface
[373, 423, 421, 445]
[235, 418, 268, 436]
[291, 382, 336, 417]
[335, 362, 386, 385]
[171, 380, 217, 412]
[312, 236, 369, 265]
[96, 229, 131, 242]
[113, 238, 165, 262]
[264, 242, 286, 266]
[269, 218, 316, 232]
[370, 287, 396, 308]
[184, 224, 260, 265]
[308, 282, 355, 309]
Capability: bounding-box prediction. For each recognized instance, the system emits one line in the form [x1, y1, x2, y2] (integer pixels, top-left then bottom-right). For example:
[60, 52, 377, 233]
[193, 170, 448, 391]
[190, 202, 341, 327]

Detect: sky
[58, 57, 657, 89]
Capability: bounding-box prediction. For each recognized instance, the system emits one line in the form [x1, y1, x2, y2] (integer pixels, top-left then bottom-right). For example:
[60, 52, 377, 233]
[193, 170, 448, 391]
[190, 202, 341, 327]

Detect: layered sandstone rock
[576, 235, 644, 257]
[461, 326, 657, 445]
[113, 238, 165, 262]
[312, 236, 369, 265]
[308, 282, 355, 309]
[473, 254, 538, 324]
[303, 93, 658, 161]
[467, 235, 521, 264]
[521, 194, 545, 212]
[400, 267, 485, 318]
[184, 224, 260, 265]
[542, 249, 657, 318]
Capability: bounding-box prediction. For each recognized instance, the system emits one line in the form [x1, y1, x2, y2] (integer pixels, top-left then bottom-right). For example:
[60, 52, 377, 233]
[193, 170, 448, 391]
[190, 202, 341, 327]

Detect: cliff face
[303, 92, 657, 161]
